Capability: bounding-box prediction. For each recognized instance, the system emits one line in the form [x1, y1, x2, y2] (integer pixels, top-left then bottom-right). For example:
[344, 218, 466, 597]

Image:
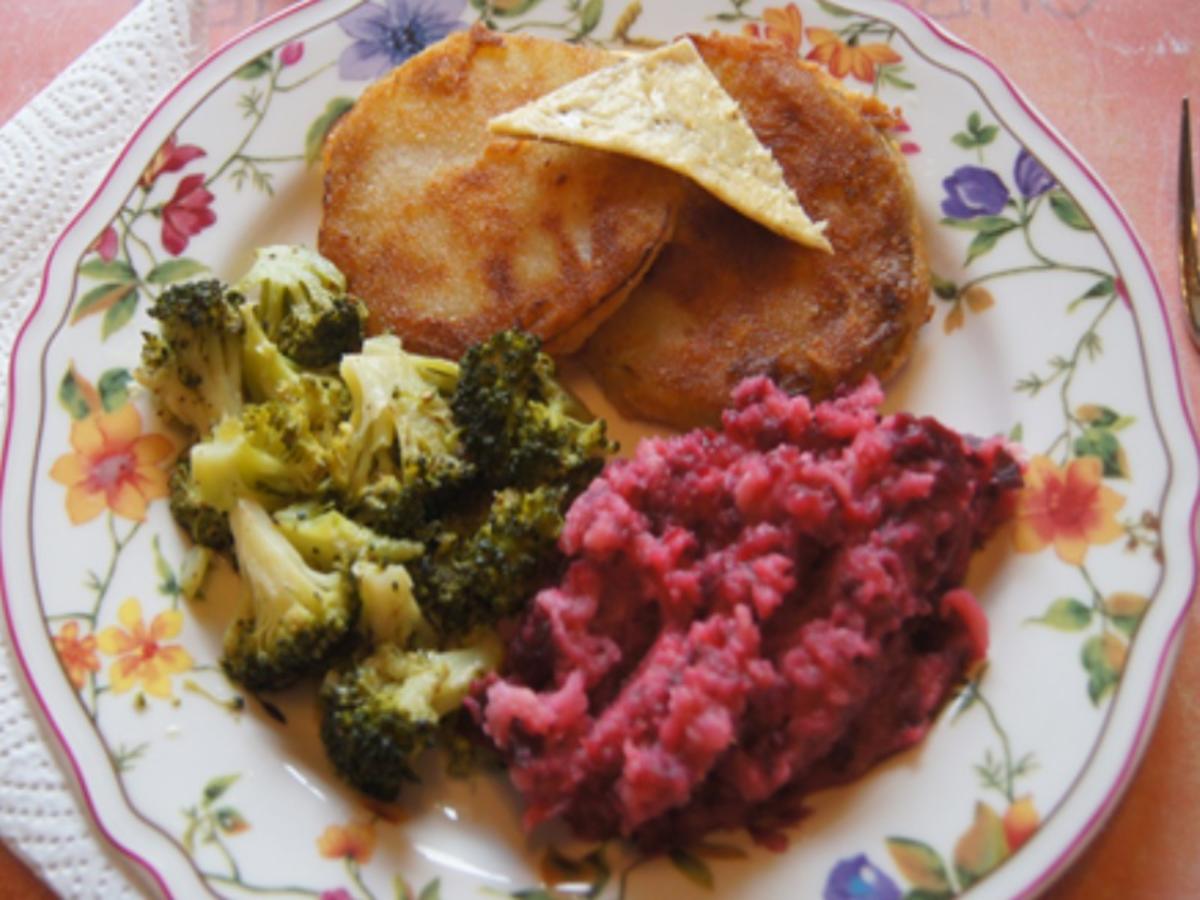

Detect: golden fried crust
[319, 27, 683, 359]
[584, 33, 931, 429]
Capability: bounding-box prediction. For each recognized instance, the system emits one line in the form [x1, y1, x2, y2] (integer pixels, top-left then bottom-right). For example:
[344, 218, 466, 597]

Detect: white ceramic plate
[2, 1, 1197, 897]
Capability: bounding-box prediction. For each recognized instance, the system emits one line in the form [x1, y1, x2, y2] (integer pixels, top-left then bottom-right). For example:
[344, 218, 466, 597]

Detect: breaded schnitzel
[584, 33, 931, 429]
[319, 27, 683, 359]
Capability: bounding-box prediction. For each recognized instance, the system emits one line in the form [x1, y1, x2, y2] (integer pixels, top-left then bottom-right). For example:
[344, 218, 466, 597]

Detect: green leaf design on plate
[79, 258, 136, 282]
[1008, 422, 1024, 442]
[941, 215, 1018, 232]
[931, 272, 958, 300]
[1048, 189, 1092, 230]
[215, 806, 248, 834]
[72, 282, 136, 324]
[952, 802, 1008, 889]
[98, 368, 132, 412]
[101, 287, 139, 339]
[578, 0, 603, 36]
[305, 97, 355, 166]
[952, 111, 999, 150]
[469, 0, 544, 17]
[58, 367, 98, 420]
[1073, 426, 1128, 478]
[146, 258, 208, 285]
[816, 0, 853, 15]
[965, 224, 1018, 265]
[1081, 633, 1126, 704]
[236, 52, 272, 80]
[886, 837, 953, 893]
[1104, 593, 1148, 638]
[203, 773, 240, 803]
[1028, 597, 1092, 631]
[879, 67, 915, 90]
[668, 849, 714, 890]
[417, 879, 442, 900]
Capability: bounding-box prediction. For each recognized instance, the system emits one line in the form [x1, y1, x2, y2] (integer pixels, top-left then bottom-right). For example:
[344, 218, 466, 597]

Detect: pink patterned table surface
[0, 1, 1196, 897]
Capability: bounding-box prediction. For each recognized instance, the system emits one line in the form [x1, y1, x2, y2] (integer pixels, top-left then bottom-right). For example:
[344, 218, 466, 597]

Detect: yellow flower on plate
[317, 820, 376, 864]
[97, 598, 192, 698]
[1012, 455, 1125, 565]
[48, 404, 173, 525]
[53, 621, 100, 691]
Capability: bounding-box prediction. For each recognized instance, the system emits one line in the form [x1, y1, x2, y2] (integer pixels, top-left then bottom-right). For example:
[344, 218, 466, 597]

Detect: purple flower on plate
[319, 891, 353, 900]
[337, 0, 466, 80]
[941, 165, 1010, 219]
[1013, 147, 1056, 199]
[823, 854, 902, 900]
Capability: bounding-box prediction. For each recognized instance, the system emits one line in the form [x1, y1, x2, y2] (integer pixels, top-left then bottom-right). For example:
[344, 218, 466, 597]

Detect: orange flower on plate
[96, 598, 192, 698]
[49, 404, 173, 525]
[317, 820, 375, 864]
[1013, 455, 1125, 565]
[53, 621, 100, 690]
[1003, 795, 1039, 851]
[806, 28, 902, 83]
[744, 4, 804, 54]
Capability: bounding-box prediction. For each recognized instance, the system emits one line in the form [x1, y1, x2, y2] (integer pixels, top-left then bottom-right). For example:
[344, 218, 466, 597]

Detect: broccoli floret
[189, 403, 330, 512]
[319, 633, 502, 800]
[240, 305, 350, 436]
[352, 559, 433, 648]
[237, 245, 367, 369]
[414, 484, 566, 636]
[168, 458, 232, 550]
[451, 330, 613, 495]
[136, 279, 245, 437]
[331, 335, 474, 531]
[222, 499, 359, 691]
[273, 503, 423, 570]
[272, 504, 428, 647]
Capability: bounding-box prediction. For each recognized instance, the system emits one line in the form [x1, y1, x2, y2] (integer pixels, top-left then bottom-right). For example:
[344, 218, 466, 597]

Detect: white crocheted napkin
[0, 1, 205, 894]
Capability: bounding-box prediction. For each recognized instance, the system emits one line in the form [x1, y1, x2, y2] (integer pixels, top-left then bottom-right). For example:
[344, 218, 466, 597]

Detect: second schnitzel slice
[319, 27, 683, 359]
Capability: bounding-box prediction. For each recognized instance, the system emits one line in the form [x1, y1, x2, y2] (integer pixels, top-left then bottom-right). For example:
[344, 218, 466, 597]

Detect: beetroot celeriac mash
[473, 377, 1022, 849]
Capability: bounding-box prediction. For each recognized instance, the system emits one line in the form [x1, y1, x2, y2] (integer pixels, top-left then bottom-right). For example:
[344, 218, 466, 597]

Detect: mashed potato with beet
[472, 377, 1021, 849]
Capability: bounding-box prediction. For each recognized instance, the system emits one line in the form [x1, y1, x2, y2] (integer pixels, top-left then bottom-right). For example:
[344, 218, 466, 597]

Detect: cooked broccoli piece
[273, 503, 422, 569]
[240, 306, 351, 436]
[451, 329, 613, 494]
[352, 559, 433, 648]
[168, 458, 232, 550]
[237, 245, 367, 369]
[178, 545, 213, 602]
[190, 402, 330, 512]
[319, 633, 502, 800]
[272, 505, 429, 647]
[222, 499, 359, 691]
[136, 279, 245, 437]
[414, 484, 566, 636]
[331, 335, 473, 531]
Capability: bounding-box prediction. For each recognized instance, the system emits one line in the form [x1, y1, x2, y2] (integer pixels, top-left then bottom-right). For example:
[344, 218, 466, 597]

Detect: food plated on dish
[0, 2, 1195, 899]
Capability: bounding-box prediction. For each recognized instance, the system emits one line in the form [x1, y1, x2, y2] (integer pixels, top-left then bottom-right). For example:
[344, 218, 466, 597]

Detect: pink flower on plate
[140, 134, 206, 190]
[892, 111, 921, 155]
[91, 225, 119, 262]
[160, 173, 216, 256]
[280, 41, 305, 66]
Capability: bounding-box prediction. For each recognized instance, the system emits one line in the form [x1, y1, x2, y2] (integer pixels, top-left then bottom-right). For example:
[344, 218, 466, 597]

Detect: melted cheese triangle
[488, 38, 832, 252]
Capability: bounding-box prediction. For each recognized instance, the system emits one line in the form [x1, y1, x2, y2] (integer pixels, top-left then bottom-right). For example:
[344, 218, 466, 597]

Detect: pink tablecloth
[0, 1, 1196, 897]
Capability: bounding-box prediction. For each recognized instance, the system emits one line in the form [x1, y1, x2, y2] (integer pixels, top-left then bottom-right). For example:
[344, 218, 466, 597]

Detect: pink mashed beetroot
[472, 377, 1021, 850]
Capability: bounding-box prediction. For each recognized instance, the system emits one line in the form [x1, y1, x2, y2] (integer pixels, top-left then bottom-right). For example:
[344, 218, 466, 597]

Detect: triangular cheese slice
[489, 38, 831, 252]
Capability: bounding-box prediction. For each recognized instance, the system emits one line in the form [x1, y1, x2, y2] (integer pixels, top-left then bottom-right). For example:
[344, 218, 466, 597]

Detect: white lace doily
[0, 2, 205, 895]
